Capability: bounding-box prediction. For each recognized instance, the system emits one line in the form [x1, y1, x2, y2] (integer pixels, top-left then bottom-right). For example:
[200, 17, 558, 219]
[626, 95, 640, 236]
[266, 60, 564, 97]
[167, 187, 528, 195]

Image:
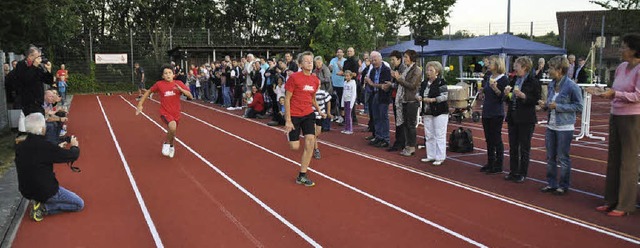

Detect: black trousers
[507, 122, 535, 177]
[402, 102, 419, 147]
[482, 117, 505, 169]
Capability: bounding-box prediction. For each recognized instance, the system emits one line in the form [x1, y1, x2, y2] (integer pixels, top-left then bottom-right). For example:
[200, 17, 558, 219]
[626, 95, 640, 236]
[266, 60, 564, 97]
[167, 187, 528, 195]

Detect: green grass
[0, 129, 16, 178]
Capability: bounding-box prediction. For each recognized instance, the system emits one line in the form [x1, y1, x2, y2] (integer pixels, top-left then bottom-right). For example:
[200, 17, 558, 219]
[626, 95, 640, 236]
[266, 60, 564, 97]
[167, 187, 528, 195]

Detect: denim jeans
[44, 186, 84, 215]
[222, 86, 231, 106]
[545, 129, 574, 189]
[372, 93, 390, 142]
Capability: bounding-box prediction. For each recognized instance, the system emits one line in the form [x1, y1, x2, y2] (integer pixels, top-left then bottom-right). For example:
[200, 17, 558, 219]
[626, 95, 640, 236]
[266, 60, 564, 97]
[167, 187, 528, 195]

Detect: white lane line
[175, 109, 488, 248]
[183, 100, 640, 245]
[118, 96, 321, 248]
[97, 96, 164, 248]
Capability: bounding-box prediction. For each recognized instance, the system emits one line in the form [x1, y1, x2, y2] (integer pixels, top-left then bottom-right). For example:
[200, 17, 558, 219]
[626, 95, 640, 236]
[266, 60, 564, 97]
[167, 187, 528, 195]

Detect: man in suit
[574, 57, 588, 84]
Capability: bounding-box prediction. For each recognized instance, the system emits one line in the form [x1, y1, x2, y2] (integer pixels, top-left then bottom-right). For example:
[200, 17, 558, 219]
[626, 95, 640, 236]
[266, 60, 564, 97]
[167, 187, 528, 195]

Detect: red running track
[11, 94, 640, 247]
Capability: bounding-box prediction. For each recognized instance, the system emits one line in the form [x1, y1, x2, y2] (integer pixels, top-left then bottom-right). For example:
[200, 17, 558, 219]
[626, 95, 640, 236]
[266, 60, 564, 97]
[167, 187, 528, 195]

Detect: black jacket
[419, 78, 449, 116]
[505, 73, 541, 124]
[16, 134, 80, 202]
[368, 64, 392, 104]
[574, 65, 588, 84]
[343, 56, 359, 75]
[14, 60, 54, 115]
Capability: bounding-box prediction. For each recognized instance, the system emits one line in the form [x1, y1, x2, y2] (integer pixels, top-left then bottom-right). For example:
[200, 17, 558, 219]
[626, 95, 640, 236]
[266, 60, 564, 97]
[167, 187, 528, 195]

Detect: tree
[403, 0, 456, 38]
[590, 0, 639, 9]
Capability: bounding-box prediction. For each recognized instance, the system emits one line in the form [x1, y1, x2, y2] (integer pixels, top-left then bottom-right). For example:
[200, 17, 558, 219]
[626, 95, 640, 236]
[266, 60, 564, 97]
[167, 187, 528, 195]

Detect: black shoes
[505, 174, 526, 183]
[387, 146, 400, 152]
[375, 141, 390, 148]
[479, 165, 491, 172]
[485, 167, 503, 175]
[364, 135, 375, 141]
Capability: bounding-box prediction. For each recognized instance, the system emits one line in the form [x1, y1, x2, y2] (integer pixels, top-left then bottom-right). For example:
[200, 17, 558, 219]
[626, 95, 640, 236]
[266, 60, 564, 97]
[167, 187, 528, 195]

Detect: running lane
[12, 95, 157, 247]
[176, 98, 639, 247]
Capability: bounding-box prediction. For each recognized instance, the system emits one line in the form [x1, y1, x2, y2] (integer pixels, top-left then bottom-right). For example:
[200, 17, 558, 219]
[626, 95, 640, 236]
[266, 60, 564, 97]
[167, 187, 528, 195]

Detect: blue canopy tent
[380, 34, 566, 75]
[381, 34, 566, 56]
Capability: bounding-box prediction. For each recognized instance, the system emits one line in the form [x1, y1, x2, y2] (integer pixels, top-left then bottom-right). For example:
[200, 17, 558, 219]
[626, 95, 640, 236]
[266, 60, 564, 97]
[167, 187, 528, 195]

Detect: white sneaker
[161, 143, 170, 156]
[433, 160, 445, 166]
[421, 158, 435, 163]
[226, 107, 235, 110]
[344, 131, 353, 135]
[168, 146, 175, 158]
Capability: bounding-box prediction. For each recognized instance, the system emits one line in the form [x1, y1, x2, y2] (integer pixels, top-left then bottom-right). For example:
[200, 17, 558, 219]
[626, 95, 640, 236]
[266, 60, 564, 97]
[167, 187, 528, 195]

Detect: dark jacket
[368, 64, 392, 104]
[16, 134, 80, 202]
[419, 78, 449, 116]
[343, 56, 359, 75]
[481, 72, 509, 118]
[15, 60, 54, 115]
[505, 73, 541, 124]
[574, 65, 588, 84]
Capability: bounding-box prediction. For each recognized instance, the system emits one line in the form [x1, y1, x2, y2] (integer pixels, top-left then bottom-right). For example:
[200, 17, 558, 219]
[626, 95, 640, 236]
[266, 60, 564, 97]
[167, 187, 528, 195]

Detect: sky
[400, 0, 606, 36]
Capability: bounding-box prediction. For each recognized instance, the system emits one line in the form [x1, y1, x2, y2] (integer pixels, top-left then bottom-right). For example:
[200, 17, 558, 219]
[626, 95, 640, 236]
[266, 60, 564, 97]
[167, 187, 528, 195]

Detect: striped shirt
[314, 89, 332, 119]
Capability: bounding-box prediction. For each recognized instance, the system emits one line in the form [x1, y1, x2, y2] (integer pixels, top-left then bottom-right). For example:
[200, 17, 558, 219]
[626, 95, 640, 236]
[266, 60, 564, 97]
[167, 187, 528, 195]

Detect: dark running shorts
[315, 118, 323, 126]
[287, 113, 316, 142]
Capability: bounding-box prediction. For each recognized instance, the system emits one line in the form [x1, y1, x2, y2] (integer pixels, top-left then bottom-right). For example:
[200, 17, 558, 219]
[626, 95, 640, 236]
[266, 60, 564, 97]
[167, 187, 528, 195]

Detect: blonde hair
[548, 56, 570, 75]
[514, 56, 533, 72]
[425, 61, 443, 76]
[488, 55, 506, 74]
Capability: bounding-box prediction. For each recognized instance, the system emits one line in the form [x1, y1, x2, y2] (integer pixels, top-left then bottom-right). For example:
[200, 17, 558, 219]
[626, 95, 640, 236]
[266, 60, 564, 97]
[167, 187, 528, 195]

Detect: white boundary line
[117, 96, 321, 248]
[96, 96, 164, 248]
[182, 99, 640, 245]
[142, 98, 487, 247]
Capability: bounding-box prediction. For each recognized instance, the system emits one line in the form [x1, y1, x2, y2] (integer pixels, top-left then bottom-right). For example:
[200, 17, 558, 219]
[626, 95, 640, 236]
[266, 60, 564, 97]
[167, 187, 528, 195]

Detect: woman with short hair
[418, 61, 448, 165]
[539, 56, 583, 195]
[503, 57, 541, 183]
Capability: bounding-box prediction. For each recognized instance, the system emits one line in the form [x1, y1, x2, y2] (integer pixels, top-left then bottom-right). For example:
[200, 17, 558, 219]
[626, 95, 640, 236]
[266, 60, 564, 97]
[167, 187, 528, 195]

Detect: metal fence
[55, 27, 293, 88]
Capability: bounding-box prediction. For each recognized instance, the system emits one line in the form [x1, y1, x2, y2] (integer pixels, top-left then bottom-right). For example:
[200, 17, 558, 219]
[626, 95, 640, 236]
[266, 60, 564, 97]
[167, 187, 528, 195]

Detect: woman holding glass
[503, 57, 541, 183]
[539, 56, 583, 195]
[479, 55, 509, 174]
[418, 61, 448, 166]
[593, 33, 640, 217]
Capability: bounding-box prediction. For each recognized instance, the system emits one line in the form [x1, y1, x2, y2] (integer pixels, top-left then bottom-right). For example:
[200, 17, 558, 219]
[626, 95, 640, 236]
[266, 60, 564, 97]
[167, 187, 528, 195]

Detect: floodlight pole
[507, 0, 511, 34]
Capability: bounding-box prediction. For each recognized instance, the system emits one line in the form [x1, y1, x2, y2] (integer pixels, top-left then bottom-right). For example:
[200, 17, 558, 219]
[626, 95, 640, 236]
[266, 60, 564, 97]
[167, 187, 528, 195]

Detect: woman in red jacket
[244, 85, 265, 118]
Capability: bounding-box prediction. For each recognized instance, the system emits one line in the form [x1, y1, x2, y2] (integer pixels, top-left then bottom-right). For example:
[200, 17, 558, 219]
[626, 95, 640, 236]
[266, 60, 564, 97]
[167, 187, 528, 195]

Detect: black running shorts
[287, 113, 316, 142]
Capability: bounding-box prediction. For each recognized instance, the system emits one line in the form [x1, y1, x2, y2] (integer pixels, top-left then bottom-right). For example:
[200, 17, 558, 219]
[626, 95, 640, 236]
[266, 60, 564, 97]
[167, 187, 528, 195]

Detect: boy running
[285, 51, 326, 186]
[136, 65, 193, 158]
[313, 82, 332, 159]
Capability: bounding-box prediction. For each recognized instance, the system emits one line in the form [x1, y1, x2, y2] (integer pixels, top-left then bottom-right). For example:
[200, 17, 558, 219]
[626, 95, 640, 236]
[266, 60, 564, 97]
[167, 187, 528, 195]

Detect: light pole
[507, 0, 511, 34]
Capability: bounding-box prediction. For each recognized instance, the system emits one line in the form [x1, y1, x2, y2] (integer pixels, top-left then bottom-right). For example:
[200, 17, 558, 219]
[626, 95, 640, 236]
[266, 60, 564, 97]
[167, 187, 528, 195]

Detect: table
[574, 83, 607, 141]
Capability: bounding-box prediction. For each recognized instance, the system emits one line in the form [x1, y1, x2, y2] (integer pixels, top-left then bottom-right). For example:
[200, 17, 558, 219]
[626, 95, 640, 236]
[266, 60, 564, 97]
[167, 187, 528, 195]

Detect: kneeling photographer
[16, 113, 83, 222]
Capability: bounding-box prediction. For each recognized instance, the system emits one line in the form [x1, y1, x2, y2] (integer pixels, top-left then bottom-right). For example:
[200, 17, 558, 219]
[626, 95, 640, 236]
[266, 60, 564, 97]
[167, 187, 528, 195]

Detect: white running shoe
[226, 107, 235, 110]
[161, 143, 170, 156]
[168, 146, 175, 158]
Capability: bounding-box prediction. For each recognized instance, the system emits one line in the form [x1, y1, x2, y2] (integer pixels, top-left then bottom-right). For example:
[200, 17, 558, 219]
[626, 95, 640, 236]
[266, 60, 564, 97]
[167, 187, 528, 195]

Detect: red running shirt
[149, 80, 189, 119]
[285, 72, 319, 117]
